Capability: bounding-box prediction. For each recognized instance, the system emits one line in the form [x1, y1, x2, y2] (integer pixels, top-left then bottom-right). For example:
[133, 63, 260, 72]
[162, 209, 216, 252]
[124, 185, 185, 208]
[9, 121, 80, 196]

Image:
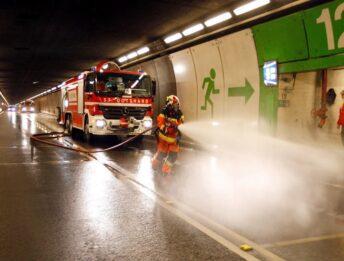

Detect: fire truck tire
[83, 117, 93, 143]
[65, 114, 73, 136]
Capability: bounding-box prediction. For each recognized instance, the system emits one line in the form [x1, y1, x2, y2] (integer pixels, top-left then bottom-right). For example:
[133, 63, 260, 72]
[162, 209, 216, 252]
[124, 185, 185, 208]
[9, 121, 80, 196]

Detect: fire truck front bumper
[89, 116, 153, 136]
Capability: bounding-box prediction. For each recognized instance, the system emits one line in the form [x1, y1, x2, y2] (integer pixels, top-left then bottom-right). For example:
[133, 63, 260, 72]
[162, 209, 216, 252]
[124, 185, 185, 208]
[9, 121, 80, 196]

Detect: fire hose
[30, 127, 154, 154]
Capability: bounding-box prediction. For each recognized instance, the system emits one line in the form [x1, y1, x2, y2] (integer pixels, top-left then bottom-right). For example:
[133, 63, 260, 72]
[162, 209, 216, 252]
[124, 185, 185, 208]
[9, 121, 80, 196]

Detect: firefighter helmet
[166, 95, 180, 106]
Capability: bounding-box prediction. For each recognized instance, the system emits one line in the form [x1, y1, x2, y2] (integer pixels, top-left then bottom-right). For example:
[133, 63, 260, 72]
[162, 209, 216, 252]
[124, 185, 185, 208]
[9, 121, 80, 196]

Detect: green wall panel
[252, 12, 309, 66]
[304, 0, 344, 58]
[258, 69, 279, 134]
[279, 54, 344, 74]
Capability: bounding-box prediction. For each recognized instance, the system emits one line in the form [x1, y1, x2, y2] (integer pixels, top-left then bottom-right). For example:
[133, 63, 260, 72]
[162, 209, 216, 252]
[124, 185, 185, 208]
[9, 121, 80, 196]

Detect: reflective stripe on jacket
[158, 132, 177, 143]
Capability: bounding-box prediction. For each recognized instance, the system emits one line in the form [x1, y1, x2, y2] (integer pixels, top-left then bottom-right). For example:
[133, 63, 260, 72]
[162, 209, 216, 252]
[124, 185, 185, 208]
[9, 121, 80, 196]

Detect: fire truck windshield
[95, 73, 152, 97]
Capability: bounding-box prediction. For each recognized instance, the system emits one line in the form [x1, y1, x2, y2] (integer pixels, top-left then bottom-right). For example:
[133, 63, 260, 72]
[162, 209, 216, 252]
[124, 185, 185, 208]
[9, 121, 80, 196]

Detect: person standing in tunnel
[152, 95, 184, 175]
[337, 90, 344, 146]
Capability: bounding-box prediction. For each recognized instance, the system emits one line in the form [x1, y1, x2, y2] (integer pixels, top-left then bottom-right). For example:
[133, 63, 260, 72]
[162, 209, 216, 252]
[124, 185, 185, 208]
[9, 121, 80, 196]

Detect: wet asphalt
[1, 112, 344, 260]
[0, 112, 244, 260]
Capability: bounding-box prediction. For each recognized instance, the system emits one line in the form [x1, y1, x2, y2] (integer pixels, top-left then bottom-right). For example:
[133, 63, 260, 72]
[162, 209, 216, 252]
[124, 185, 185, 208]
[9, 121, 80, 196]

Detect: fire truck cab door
[77, 79, 84, 114]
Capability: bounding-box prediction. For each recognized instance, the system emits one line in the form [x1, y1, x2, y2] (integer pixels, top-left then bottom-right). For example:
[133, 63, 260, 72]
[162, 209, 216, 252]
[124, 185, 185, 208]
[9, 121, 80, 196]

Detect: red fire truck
[60, 61, 156, 141]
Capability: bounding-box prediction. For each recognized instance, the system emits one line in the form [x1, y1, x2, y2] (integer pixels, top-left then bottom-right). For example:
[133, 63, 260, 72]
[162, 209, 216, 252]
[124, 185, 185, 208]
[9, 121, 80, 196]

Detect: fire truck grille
[99, 106, 147, 120]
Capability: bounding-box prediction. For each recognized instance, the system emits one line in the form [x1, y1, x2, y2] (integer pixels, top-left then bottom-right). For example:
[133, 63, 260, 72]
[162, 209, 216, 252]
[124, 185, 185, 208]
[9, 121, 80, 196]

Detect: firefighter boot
[162, 161, 172, 175]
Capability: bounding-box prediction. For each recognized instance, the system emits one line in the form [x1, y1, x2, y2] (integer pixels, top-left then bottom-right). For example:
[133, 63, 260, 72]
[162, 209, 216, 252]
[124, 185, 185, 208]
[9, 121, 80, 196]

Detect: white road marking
[25, 114, 282, 260]
[101, 160, 285, 261]
[0, 160, 87, 166]
[264, 232, 344, 248]
[322, 182, 344, 190]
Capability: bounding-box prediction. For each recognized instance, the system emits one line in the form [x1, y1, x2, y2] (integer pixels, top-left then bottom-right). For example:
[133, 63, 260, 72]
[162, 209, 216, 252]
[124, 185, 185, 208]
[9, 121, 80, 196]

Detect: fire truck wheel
[65, 114, 73, 136]
[83, 117, 93, 143]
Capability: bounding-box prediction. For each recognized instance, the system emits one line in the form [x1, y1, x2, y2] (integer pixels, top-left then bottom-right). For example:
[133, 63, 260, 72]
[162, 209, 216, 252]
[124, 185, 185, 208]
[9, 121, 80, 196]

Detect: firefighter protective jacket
[157, 106, 184, 144]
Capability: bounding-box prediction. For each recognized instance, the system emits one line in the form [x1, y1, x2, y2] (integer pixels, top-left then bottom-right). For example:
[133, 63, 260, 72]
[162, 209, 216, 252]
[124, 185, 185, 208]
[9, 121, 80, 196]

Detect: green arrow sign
[228, 79, 254, 104]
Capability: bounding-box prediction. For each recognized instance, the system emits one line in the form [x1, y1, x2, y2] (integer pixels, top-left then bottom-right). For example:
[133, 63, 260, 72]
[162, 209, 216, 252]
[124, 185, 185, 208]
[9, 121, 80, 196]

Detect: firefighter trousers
[152, 139, 179, 174]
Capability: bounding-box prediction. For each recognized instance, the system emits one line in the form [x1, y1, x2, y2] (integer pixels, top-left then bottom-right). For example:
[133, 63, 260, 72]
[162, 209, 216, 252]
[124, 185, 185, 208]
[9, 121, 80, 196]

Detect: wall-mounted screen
[263, 61, 278, 86]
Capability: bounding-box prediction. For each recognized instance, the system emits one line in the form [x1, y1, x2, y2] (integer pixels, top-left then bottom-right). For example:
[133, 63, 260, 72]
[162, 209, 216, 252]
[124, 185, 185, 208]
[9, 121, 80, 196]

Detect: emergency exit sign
[304, 0, 344, 58]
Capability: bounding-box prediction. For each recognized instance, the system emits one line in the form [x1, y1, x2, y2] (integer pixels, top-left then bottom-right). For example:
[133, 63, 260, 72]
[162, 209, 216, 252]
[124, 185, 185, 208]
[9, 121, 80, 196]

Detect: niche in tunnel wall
[277, 67, 344, 146]
[169, 49, 198, 121]
[128, 56, 176, 118]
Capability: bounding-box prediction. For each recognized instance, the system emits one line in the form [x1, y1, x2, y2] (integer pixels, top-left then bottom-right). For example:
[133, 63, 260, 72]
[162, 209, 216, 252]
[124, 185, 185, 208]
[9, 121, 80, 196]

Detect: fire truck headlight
[143, 119, 152, 129]
[30, 107, 35, 112]
[96, 119, 106, 128]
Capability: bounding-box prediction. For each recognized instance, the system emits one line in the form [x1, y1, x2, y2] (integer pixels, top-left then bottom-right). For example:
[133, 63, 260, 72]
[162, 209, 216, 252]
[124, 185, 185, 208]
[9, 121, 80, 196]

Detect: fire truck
[60, 61, 156, 141]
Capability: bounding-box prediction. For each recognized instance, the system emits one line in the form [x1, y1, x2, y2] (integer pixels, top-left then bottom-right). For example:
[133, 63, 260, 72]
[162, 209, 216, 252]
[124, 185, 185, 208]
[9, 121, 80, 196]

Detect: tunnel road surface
[1, 112, 344, 261]
[0, 112, 251, 260]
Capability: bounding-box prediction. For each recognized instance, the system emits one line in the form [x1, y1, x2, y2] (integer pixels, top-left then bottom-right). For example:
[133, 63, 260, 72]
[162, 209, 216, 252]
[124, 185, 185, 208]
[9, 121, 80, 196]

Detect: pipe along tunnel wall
[34, 0, 344, 146]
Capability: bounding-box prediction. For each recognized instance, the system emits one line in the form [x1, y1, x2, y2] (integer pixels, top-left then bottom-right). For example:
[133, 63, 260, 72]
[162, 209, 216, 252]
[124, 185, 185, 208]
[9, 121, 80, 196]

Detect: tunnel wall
[35, 91, 61, 117]
[169, 29, 260, 122]
[33, 0, 344, 144]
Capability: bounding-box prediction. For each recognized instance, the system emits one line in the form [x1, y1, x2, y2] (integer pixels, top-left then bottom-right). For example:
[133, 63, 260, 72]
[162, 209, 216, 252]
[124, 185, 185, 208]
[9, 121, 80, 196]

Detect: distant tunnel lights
[164, 33, 183, 44]
[204, 12, 232, 27]
[234, 0, 271, 16]
[182, 23, 204, 36]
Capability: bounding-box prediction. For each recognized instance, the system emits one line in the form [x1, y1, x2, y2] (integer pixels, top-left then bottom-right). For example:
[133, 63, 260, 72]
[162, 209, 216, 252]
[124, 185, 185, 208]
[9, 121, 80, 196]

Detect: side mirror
[152, 80, 157, 96]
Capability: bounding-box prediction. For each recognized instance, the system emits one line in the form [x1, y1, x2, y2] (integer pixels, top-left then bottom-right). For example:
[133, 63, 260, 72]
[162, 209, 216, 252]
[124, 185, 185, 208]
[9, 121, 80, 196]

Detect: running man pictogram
[201, 68, 220, 118]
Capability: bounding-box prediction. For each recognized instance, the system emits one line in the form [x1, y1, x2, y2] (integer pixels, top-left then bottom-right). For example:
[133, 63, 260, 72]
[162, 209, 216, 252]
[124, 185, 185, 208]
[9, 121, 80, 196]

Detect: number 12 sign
[304, 0, 344, 58]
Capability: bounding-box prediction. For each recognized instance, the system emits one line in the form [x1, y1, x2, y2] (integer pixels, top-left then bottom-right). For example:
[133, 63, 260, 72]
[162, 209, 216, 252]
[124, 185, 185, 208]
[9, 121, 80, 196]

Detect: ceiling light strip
[137, 46, 150, 55]
[182, 23, 204, 36]
[164, 32, 183, 44]
[121, 0, 311, 68]
[234, 0, 271, 16]
[204, 12, 232, 27]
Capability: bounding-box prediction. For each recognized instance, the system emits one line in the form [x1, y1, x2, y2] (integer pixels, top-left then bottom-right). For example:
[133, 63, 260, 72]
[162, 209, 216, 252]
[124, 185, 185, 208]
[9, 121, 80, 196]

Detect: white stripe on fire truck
[84, 102, 151, 107]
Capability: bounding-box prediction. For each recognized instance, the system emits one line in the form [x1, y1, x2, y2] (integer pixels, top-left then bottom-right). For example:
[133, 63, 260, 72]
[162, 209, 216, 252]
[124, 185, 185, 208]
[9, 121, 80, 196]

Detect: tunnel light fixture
[204, 12, 232, 27]
[78, 73, 84, 80]
[127, 51, 138, 59]
[0, 90, 9, 106]
[164, 33, 183, 44]
[137, 46, 150, 55]
[234, 0, 270, 16]
[118, 56, 128, 63]
[182, 23, 204, 36]
[51, 87, 57, 91]
[174, 64, 185, 75]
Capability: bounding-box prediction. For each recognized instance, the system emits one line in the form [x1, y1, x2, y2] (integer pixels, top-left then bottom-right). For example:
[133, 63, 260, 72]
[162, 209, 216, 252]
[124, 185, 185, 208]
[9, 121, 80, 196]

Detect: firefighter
[337, 90, 344, 146]
[152, 95, 184, 175]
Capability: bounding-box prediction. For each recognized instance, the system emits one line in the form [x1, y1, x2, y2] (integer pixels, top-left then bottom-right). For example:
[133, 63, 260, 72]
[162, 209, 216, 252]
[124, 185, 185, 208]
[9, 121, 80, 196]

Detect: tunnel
[0, 0, 344, 260]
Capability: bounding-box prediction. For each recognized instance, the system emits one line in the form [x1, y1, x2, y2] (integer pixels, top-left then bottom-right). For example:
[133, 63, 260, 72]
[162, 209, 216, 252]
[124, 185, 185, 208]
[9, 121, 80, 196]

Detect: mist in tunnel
[173, 120, 344, 240]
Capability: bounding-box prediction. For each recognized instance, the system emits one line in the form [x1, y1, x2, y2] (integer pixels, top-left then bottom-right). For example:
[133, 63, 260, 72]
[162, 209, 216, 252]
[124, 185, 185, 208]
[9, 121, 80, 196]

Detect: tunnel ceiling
[0, 0, 325, 104]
